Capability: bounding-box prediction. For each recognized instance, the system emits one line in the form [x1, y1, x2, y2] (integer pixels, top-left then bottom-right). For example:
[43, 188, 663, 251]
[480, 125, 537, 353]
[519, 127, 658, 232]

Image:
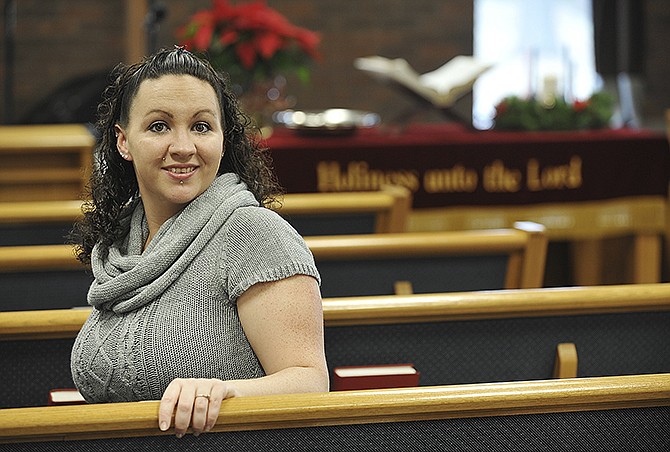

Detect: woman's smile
[164, 164, 199, 182]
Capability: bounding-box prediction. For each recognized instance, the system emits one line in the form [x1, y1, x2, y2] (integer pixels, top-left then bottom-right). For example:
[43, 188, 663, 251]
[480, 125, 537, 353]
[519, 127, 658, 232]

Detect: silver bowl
[273, 108, 381, 136]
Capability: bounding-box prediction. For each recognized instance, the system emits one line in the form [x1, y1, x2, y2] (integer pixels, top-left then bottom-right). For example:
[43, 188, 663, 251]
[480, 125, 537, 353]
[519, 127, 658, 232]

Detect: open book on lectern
[354, 55, 492, 109]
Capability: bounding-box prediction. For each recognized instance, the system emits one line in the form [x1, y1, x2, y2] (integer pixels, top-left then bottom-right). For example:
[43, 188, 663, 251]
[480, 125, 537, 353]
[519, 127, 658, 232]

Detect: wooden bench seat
[271, 185, 413, 235]
[0, 373, 668, 450]
[0, 124, 94, 203]
[0, 245, 91, 311]
[308, 221, 547, 295]
[0, 184, 411, 246]
[0, 221, 547, 310]
[2, 283, 670, 408]
[0, 200, 83, 246]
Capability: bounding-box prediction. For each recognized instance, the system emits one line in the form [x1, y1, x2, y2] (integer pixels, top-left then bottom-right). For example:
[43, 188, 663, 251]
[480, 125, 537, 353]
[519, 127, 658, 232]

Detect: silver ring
[195, 393, 211, 400]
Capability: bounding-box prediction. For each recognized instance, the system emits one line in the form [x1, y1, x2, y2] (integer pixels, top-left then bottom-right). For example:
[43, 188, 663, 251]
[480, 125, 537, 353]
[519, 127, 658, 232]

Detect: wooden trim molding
[0, 373, 668, 443]
[3, 283, 670, 338]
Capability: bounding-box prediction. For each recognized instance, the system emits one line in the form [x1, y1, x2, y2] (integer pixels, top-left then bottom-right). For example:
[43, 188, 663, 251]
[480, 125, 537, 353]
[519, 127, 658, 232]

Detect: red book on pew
[48, 388, 87, 406]
[332, 364, 420, 391]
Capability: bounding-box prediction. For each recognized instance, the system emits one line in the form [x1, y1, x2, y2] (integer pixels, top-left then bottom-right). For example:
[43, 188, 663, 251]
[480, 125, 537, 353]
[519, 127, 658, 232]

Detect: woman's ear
[114, 124, 132, 161]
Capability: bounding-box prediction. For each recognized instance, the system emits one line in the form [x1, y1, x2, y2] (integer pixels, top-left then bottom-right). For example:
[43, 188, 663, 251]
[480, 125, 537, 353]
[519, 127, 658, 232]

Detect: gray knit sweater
[71, 174, 320, 403]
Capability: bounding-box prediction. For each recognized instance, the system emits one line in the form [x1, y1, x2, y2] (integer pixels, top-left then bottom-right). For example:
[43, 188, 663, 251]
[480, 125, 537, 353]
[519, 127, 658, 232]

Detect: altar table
[267, 123, 670, 285]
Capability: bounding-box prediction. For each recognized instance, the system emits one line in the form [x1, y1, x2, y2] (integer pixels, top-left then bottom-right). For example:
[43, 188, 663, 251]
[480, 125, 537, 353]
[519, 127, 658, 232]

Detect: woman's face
[115, 74, 224, 220]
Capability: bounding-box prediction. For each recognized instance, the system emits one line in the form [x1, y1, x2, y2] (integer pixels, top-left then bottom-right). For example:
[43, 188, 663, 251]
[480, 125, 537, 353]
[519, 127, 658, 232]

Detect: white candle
[542, 74, 558, 99]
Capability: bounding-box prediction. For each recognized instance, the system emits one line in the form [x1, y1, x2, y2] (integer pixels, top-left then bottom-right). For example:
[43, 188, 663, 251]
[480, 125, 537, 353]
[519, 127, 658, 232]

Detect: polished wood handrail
[271, 185, 413, 233]
[0, 221, 546, 290]
[0, 200, 84, 224]
[0, 373, 668, 443]
[0, 185, 412, 232]
[3, 283, 670, 339]
[0, 124, 95, 150]
[0, 229, 529, 269]
[305, 230, 524, 258]
[0, 192, 399, 224]
[0, 244, 82, 272]
[273, 189, 402, 215]
[0, 308, 91, 340]
[305, 226, 537, 260]
[321, 282, 670, 326]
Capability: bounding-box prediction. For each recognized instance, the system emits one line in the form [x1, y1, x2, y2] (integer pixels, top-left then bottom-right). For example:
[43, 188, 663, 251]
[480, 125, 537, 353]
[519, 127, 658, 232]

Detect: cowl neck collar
[88, 173, 258, 313]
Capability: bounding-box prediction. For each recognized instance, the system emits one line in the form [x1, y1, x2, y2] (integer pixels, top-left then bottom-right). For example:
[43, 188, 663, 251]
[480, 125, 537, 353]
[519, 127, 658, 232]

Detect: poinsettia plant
[493, 92, 615, 131]
[177, 0, 321, 89]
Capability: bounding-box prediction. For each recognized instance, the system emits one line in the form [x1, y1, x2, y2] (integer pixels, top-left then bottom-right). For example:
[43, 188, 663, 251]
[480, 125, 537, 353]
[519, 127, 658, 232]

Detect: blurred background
[1, 0, 668, 131]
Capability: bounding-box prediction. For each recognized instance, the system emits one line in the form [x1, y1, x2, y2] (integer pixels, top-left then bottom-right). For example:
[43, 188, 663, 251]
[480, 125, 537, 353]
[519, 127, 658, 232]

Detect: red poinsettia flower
[294, 29, 321, 60]
[495, 100, 508, 115]
[572, 99, 590, 112]
[219, 30, 238, 46]
[211, 0, 237, 21]
[254, 31, 284, 59]
[236, 40, 257, 69]
[178, 0, 321, 85]
[177, 10, 216, 51]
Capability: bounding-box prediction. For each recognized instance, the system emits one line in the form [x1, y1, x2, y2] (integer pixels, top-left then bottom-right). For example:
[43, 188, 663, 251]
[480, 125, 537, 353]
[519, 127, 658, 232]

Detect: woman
[70, 47, 328, 438]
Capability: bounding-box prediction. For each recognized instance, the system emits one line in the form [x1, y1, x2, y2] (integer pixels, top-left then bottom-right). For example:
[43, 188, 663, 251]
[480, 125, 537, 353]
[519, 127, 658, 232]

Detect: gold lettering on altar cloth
[316, 161, 421, 192]
[483, 160, 522, 192]
[423, 165, 478, 193]
[316, 156, 583, 194]
[527, 156, 583, 191]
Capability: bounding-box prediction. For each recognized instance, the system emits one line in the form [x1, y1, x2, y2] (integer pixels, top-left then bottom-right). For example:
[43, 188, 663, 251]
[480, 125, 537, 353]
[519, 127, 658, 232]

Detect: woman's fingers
[205, 384, 226, 432]
[158, 379, 182, 432]
[172, 385, 197, 437]
[158, 378, 221, 437]
[191, 389, 214, 435]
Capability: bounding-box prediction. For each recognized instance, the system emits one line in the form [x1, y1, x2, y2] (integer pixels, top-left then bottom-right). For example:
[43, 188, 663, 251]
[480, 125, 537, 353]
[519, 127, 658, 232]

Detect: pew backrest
[270, 185, 413, 235]
[3, 283, 670, 408]
[0, 245, 91, 312]
[0, 124, 94, 203]
[0, 201, 83, 225]
[0, 373, 668, 450]
[0, 184, 411, 245]
[0, 219, 547, 310]
[321, 283, 670, 385]
[0, 245, 81, 272]
[0, 200, 83, 246]
[306, 221, 547, 296]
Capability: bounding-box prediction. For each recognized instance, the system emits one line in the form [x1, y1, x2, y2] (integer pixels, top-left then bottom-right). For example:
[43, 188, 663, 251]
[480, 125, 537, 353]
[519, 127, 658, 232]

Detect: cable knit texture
[71, 174, 320, 403]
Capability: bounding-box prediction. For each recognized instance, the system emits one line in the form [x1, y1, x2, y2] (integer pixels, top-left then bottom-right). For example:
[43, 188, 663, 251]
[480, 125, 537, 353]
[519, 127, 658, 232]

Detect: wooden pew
[0, 200, 83, 246]
[0, 184, 411, 246]
[0, 245, 81, 273]
[0, 374, 668, 450]
[0, 245, 91, 311]
[271, 185, 413, 235]
[3, 283, 670, 408]
[322, 283, 670, 385]
[0, 221, 546, 310]
[308, 221, 547, 295]
[0, 124, 94, 203]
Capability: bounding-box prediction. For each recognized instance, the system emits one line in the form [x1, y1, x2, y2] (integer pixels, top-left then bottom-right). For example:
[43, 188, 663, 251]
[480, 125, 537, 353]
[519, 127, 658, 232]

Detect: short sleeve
[222, 206, 321, 302]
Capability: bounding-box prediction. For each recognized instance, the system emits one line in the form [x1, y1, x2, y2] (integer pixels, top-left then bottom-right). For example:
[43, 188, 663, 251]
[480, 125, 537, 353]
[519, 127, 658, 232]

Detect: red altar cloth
[266, 124, 670, 210]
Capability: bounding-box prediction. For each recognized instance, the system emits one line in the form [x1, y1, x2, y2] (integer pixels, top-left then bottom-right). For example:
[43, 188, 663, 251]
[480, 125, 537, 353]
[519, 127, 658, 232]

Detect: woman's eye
[148, 122, 168, 133]
[193, 122, 211, 133]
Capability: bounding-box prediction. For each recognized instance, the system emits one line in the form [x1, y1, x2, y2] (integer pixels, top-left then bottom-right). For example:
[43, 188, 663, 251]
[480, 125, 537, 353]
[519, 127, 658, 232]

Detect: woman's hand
[158, 378, 233, 437]
[156, 275, 328, 437]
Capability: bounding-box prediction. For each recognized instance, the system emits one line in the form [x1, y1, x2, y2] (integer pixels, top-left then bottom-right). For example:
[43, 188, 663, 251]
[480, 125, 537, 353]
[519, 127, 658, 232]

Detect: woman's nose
[169, 130, 196, 157]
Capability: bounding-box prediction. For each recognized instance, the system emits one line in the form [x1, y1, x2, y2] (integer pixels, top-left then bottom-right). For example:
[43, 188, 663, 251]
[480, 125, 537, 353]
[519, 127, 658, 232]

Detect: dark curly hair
[73, 47, 282, 264]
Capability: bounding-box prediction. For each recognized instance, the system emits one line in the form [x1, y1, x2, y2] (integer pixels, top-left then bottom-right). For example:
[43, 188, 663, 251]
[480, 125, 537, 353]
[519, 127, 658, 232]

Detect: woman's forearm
[226, 365, 330, 398]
